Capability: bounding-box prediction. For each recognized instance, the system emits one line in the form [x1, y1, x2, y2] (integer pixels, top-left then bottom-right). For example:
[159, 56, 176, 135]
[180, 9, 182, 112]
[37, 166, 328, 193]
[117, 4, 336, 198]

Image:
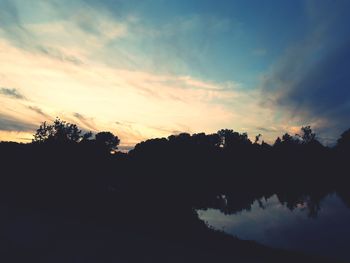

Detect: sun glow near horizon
[1, 0, 349, 147]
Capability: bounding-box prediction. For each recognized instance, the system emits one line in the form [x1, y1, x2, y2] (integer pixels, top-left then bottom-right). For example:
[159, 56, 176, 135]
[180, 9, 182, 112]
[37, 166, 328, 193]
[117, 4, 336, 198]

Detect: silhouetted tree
[168, 133, 191, 146]
[82, 131, 93, 141]
[217, 129, 251, 148]
[261, 141, 271, 149]
[33, 118, 85, 144]
[254, 134, 262, 144]
[300, 126, 316, 144]
[192, 133, 221, 148]
[95, 131, 120, 152]
[337, 128, 350, 149]
[282, 133, 294, 144]
[274, 137, 282, 146]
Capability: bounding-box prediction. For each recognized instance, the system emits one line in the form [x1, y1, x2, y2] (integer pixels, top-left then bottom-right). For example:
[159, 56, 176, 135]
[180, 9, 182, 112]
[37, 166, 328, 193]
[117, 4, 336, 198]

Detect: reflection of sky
[198, 194, 350, 262]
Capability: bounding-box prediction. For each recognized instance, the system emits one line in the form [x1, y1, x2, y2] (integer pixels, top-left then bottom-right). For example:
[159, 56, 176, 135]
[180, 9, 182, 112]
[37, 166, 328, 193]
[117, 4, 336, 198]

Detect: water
[198, 193, 350, 262]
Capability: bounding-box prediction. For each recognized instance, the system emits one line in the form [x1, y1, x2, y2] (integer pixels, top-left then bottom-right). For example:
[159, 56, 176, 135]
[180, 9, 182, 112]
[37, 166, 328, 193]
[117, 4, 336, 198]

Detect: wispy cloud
[73, 112, 97, 131]
[0, 34, 277, 144]
[27, 106, 50, 118]
[0, 0, 130, 69]
[0, 87, 26, 100]
[0, 113, 36, 132]
[36, 45, 84, 66]
[256, 127, 277, 133]
[124, 13, 234, 76]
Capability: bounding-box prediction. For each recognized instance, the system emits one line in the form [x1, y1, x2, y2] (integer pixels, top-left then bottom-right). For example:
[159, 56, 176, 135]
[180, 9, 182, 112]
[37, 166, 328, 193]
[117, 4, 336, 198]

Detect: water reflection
[198, 193, 350, 262]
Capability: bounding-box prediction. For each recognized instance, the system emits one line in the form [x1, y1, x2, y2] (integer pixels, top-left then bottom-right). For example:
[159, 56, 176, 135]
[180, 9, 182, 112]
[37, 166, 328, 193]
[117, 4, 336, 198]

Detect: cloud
[0, 0, 21, 30]
[0, 1, 282, 145]
[108, 13, 235, 76]
[0, 113, 36, 132]
[256, 127, 277, 133]
[261, 0, 350, 139]
[0, 1, 35, 50]
[27, 106, 50, 118]
[0, 87, 26, 100]
[114, 70, 241, 103]
[0, 0, 124, 67]
[72, 7, 128, 40]
[73, 113, 97, 131]
[35, 45, 84, 65]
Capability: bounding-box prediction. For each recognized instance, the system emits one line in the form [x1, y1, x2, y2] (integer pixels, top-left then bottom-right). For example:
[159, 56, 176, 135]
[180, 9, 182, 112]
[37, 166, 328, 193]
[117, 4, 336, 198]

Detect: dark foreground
[1, 204, 340, 263]
[1, 124, 350, 262]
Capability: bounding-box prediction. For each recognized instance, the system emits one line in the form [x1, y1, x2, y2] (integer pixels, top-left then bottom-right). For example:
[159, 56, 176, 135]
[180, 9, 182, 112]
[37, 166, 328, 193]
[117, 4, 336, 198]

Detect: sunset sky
[1, 0, 349, 149]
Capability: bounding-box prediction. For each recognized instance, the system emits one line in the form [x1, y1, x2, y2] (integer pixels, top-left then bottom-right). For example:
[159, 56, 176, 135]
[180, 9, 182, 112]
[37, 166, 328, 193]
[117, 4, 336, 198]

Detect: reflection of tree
[204, 189, 336, 218]
[276, 191, 328, 218]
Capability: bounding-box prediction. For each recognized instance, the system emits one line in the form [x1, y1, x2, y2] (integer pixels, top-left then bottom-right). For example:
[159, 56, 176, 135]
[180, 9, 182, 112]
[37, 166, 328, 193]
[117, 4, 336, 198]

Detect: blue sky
[0, 0, 349, 147]
[84, 0, 307, 84]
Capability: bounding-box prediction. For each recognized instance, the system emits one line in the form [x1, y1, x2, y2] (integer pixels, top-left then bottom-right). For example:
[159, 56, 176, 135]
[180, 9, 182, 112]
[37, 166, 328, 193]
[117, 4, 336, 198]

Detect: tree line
[1, 118, 349, 262]
[27, 118, 350, 152]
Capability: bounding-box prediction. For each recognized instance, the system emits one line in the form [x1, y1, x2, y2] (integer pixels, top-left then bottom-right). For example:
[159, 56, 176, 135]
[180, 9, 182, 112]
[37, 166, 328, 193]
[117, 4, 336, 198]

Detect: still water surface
[198, 193, 350, 262]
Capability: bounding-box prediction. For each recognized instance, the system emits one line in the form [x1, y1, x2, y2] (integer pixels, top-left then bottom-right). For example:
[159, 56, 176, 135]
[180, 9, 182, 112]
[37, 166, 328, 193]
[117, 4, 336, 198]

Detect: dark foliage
[1, 121, 349, 263]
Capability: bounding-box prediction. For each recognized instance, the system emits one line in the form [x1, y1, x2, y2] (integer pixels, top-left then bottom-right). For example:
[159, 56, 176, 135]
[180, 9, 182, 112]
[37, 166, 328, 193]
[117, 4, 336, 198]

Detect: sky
[1, 0, 349, 149]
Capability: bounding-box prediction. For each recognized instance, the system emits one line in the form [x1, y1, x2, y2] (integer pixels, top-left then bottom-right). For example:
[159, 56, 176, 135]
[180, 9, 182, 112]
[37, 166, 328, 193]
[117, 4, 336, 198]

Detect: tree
[217, 129, 251, 148]
[33, 118, 84, 144]
[193, 133, 221, 148]
[282, 133, 293, 143]
[168, 133, 191, 145]
[82, 131, 93, 141]
[95, 132, 120, 152]
[254, 134, 262, 144]
[274, 137, 282, 146]
[300, 126, 316, 144]
[337, 128, 350, 149]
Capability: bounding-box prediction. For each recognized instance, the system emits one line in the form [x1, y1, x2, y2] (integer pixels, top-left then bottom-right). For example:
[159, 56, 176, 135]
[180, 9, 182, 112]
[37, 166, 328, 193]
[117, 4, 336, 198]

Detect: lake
[198, 193, 350, 262]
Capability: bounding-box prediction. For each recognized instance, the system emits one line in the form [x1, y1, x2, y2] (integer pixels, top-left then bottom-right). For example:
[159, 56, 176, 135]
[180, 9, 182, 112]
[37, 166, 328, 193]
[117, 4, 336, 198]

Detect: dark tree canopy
[282, 133, 293, 143]
[95, 131, 120, 152]
[274, 137, 282, 146]
[33, 118, 84, 144]
[2, 119, 350, 263]
[32, 118, 120, 154]
[337, 128, 350, 149]
[217, 129, 251, 149]
[300, 126, 316, 144]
